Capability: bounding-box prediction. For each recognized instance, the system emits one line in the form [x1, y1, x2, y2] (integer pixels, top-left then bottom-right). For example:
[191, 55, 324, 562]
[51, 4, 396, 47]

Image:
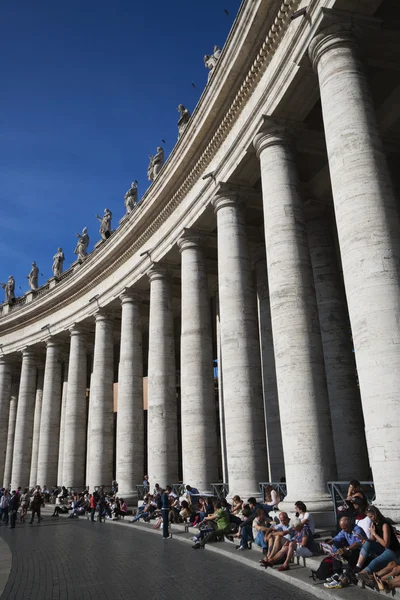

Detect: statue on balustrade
[204, 45, 222, 79]
[124, 181, 138, 214]
[0, 276, 15, 303]
[96, 208, 112, 241]
[52, 248, 65, 278]
[74, 227, 89, 262]
[177, 104, 191, 138]
[147, 147, 164, 181]
[27, 262, 39, 291]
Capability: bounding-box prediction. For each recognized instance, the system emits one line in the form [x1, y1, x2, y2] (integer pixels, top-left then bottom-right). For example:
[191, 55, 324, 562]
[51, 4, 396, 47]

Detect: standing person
[89, 494, 97, 522]
[161, 488, 171, 540]
[30, 489, 43, 524]
[0, 490, 10, 525]
[20, 488, 30, 523]
[143, 475, 149, 494]
[8, 491, 20, 529]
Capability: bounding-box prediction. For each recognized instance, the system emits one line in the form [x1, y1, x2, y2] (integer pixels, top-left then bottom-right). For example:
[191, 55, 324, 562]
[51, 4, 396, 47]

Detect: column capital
[20, 346, 38, 359]
[211, 182, 254, 214]
[0, 355, 13, 368]
[177, 229, 213, 253]
[147, 264, 171, 283]
[120, 288, 146, 305]
[43, 336, 63, 349]
[307, 8, 380, 73]
[253, 116, 299, 157]
[93, 308, 114, 323]
[69, 322, 88, 337]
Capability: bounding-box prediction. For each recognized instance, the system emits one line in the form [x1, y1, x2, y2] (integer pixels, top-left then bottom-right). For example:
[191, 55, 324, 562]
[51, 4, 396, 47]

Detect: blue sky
[0, 0, 241, 296]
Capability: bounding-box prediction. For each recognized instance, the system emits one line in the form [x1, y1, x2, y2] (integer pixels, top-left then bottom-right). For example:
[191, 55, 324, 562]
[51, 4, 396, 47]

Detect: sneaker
[324, 580, 343, 589]
[326, 573, 341, 583]
[237, 546, 247, 551]
[192, 543, 201, 550]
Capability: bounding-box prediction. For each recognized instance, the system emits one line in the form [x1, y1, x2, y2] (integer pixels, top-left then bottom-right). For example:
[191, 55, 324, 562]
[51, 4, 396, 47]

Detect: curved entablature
[0, 0, 301, 341]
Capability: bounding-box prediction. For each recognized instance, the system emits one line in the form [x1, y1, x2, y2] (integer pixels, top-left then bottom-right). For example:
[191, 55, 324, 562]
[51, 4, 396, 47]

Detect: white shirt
[300, 511, 315, 534]
[355, 515, 372, 539]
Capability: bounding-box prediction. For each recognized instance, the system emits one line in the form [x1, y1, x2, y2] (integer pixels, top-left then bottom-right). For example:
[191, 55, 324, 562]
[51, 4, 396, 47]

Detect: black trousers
[31, 507, 41, 522]
[162, 509, 169, 538]
[9, 510, 17, 529]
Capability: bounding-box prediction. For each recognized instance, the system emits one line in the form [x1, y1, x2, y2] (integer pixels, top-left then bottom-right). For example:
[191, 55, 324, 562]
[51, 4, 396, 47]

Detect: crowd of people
[1, 478, 400, 593]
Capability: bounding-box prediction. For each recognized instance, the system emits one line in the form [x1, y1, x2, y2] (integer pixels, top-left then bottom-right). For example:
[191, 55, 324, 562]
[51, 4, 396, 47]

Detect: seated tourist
[253, 508, 271, 552]
[325, 516, 366, 568]
[352, 497, 372, 539]
[236, 498, 266, 551]
[263, 485, 280, 514]
[231, 495, 244, 517]
[185, 485, 199, 504]
[131, 495, 157, 523]
[179, 500, 193, 522]
[169, 496, 181, 523]
[263, 518, 313, 571]
[262, 512, 292, 563]
[355, 505, 400, 586]
[346, 479, 368, 506]
[373, 561, 400, 592]
[119, 499, 128, 518]
[153, 483, 161, 496]
[295, 501, 315, 534]
[165, 485, 177, 499]
[192, 500, 232, 549]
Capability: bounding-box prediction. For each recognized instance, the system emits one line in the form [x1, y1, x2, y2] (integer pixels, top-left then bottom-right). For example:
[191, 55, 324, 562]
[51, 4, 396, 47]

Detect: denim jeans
[255, 530, 267, 549]
[240, 524, 253, 547]
[361, 540, 400, 573]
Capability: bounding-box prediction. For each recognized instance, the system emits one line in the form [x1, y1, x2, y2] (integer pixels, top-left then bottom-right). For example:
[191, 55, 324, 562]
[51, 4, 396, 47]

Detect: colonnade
[0, 21, 400, 520]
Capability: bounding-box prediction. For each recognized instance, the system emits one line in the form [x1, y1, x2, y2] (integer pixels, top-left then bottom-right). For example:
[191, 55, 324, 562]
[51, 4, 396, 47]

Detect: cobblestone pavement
[0, 518, 313, 600]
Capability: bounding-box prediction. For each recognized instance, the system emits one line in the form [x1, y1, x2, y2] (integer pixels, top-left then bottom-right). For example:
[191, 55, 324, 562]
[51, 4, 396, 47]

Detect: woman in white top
[264, 485, 280, 513]
[295, 501, 316, 535]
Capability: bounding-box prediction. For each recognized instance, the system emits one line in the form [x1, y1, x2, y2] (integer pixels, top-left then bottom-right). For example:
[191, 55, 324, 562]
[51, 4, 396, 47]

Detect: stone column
[64, 326, 87, 490]
[0, 358, 13, 485]
[147, 266, 178, 487]
[57, 359, 69, 486]
[87, 312, 114, 490]
[212, 187, 268, 498]
[216, 293, 228, 484]
[309, 25, 400, 519]
[11, 347, 37, 489]
[305, 202, 369, 479]
[3, 377, 19, 489]
[178, 233, 219, 490]
[254, 124, 336, 512]
[254, 257, 285, 482]
[29, 367, 44, 488]
[37, 340, 63, 488]
[116, 290, 144, 501]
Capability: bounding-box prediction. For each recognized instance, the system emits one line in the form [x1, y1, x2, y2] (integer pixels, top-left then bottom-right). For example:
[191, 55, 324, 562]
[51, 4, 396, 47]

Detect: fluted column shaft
[254, 127, 336, 510]
[37, 340, 63, 487]
[0, 358, 13, 485]
[3, 378, 19, 488]
[255, 258, 285, 481]
[306, 205, 369, 479]
[11, 348, 37, 489]
[178, 235, 219, 490]
[212, 191, 268, 498]
[309, 26, 400, 518]
[147, 267, 178, 487]
[57, 360, 69, 486]
[87, 313, 114, 489]
[29, 368, 44, 488]
[64, 327, 87, 489]
[116, 292, 144, 501]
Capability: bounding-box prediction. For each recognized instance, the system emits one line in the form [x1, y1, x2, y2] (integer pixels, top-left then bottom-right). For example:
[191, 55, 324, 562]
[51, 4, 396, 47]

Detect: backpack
[310, 556, 343, 581]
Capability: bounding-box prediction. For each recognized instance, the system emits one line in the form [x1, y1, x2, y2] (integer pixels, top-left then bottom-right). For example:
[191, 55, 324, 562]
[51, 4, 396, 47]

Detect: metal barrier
[259, 482, 287, 502]
[171, 483, 186, 497]
[210, 483, 229, 498]
[327, 481, 375, 514]
[135, 485, 147, 501]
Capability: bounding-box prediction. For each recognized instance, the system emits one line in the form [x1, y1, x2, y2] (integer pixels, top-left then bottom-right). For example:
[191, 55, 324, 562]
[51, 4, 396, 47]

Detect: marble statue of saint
[0, 276, 15, 303]
[177, 104, 191, 138]
[52, 247, 65, 278]
[27, 262, 39, 291]
[96, 208, 112, 240]
[152, 147, 164, 179]
[124, 181, 138, 214]
[74, 227, 90, 262]
[147, 155, 154, 181]
[204, 45, 222, 79]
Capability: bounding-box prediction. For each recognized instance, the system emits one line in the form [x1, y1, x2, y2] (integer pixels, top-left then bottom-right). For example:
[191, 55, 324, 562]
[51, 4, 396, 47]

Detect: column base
[279, 494, 335, 528]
